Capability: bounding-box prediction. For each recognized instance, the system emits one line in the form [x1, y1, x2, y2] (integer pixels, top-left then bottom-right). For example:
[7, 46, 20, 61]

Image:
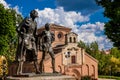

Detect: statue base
[7, 73, 76, 80]
[12, 73, 62, 77]
[12, 73, 38, 77]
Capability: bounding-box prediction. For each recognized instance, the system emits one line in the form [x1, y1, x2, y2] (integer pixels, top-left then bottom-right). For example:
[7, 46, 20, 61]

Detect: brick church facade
[9, 24, 98, 79]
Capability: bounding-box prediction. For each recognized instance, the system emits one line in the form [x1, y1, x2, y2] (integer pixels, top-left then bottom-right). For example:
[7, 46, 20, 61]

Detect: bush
[81, 76, 92, 80]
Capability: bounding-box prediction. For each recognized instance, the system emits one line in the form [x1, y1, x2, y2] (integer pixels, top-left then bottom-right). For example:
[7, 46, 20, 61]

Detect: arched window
[69, 37, 72, 43]
[92, 65, 95, 78]
[86, 64, 89, 76]
[74, 37, 76, 43]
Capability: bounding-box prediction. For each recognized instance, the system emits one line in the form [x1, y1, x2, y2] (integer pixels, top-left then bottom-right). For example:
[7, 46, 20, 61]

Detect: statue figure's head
[30, 10, 38, 19]
[45, 23, 50, 31]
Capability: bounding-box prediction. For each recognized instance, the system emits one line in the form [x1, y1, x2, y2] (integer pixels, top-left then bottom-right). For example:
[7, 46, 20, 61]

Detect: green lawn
[99, 75, 120, 80]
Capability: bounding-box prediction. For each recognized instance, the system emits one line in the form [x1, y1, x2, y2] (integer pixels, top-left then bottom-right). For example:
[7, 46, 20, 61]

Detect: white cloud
[97, 36, 113, 50]
[78, 22, 112, 50]
[0, 0, 10, 8]
[79, 22, 104, 34]
[0, 0, 112, 50]
[35, 7, 112, 50]
[0, 0, 22, 15]
[35, 7, 89, 28]
[78, 32, 97, 43]
[13, 6, 22, 15]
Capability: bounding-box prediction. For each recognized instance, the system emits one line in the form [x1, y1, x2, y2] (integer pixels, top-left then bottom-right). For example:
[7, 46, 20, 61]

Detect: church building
[9, 24, 98, 79]
[37, 24, 98, 79]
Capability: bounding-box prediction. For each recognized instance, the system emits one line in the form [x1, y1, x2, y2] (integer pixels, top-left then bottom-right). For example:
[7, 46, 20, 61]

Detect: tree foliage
[78, 40, 120, 76]
[96, 0, 120, 49]
[110, 56, 120, 76]
[0, 4, 23, 62]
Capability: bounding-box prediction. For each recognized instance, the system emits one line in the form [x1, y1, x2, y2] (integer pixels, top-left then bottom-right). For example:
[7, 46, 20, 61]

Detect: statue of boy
[39, 23, 57, 73]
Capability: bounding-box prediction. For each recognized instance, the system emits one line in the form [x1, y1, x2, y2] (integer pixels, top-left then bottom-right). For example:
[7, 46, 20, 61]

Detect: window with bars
[71, 55, 76, 64]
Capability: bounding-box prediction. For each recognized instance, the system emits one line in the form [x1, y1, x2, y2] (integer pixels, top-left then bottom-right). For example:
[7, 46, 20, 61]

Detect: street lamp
[64, 52, 71, 71]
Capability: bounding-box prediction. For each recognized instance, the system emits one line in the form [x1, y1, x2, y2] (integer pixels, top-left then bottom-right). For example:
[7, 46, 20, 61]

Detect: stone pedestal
[7, 75, 76, 80]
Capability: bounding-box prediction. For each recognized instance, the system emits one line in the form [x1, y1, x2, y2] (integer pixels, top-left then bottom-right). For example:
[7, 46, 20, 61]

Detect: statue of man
[16, 10, 40, 74]
[39, 23, 57, 73]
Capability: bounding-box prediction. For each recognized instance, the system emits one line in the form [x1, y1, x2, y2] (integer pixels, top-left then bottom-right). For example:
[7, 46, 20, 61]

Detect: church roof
[67, 32, 78, 36]
[53, 44, 66, 54]
[37, 23, 72, 33]
[50, 24, 71, 29]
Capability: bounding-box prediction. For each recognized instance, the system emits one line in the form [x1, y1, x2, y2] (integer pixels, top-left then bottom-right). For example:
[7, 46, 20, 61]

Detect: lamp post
[65, 52, 70, 72]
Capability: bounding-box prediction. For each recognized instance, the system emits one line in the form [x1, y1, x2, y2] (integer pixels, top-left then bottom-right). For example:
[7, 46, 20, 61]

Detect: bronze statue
[39, 23, 57, 73]
[16, 10, 40, 75]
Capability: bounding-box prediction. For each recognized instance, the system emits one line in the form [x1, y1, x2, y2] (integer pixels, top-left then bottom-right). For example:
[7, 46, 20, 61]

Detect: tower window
[69, 37, 72, 43]
[74, 37, 76, 43]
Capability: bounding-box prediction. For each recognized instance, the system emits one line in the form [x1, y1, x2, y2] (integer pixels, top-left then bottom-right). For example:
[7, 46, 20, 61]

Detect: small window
[57, 32, 63, 40]
[74, 37, 76, 43]
[58, 33, 62, 38]
[71, 56, 76, 64]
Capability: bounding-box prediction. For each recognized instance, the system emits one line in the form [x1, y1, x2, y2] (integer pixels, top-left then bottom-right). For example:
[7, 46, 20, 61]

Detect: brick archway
[82, 64, 89, 76]
[86, 64, 89, 75]
[91, 65, 95, 78]
[72, 69, 81, 79]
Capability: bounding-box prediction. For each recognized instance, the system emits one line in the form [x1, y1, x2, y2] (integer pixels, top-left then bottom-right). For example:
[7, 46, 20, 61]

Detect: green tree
[77, 40, 86, 49]
[110, 56, 120, 76]
[0, 4, 15, 55]
[78, 41, 100, 57]
[96, 0, 120, 49]
[110, 47, 120, 58]
[85, 41, 100, 58]
[77, 40, 112, 75]
[0, 4, 23, 61]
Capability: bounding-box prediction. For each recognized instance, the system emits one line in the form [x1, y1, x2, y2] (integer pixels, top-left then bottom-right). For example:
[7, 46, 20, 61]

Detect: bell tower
[65, 32, 78, 44]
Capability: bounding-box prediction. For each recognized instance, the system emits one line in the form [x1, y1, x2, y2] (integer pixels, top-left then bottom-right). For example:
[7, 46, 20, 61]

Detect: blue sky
[5, 0, 56, 17]
[1, 0, 112, 50]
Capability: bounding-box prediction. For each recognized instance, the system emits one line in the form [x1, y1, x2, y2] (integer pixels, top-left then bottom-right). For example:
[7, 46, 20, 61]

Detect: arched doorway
[72, 69, 81, 80]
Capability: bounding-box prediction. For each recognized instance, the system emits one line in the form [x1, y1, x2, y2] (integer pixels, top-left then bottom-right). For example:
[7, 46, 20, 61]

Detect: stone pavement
[98, 78, 116, 80]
